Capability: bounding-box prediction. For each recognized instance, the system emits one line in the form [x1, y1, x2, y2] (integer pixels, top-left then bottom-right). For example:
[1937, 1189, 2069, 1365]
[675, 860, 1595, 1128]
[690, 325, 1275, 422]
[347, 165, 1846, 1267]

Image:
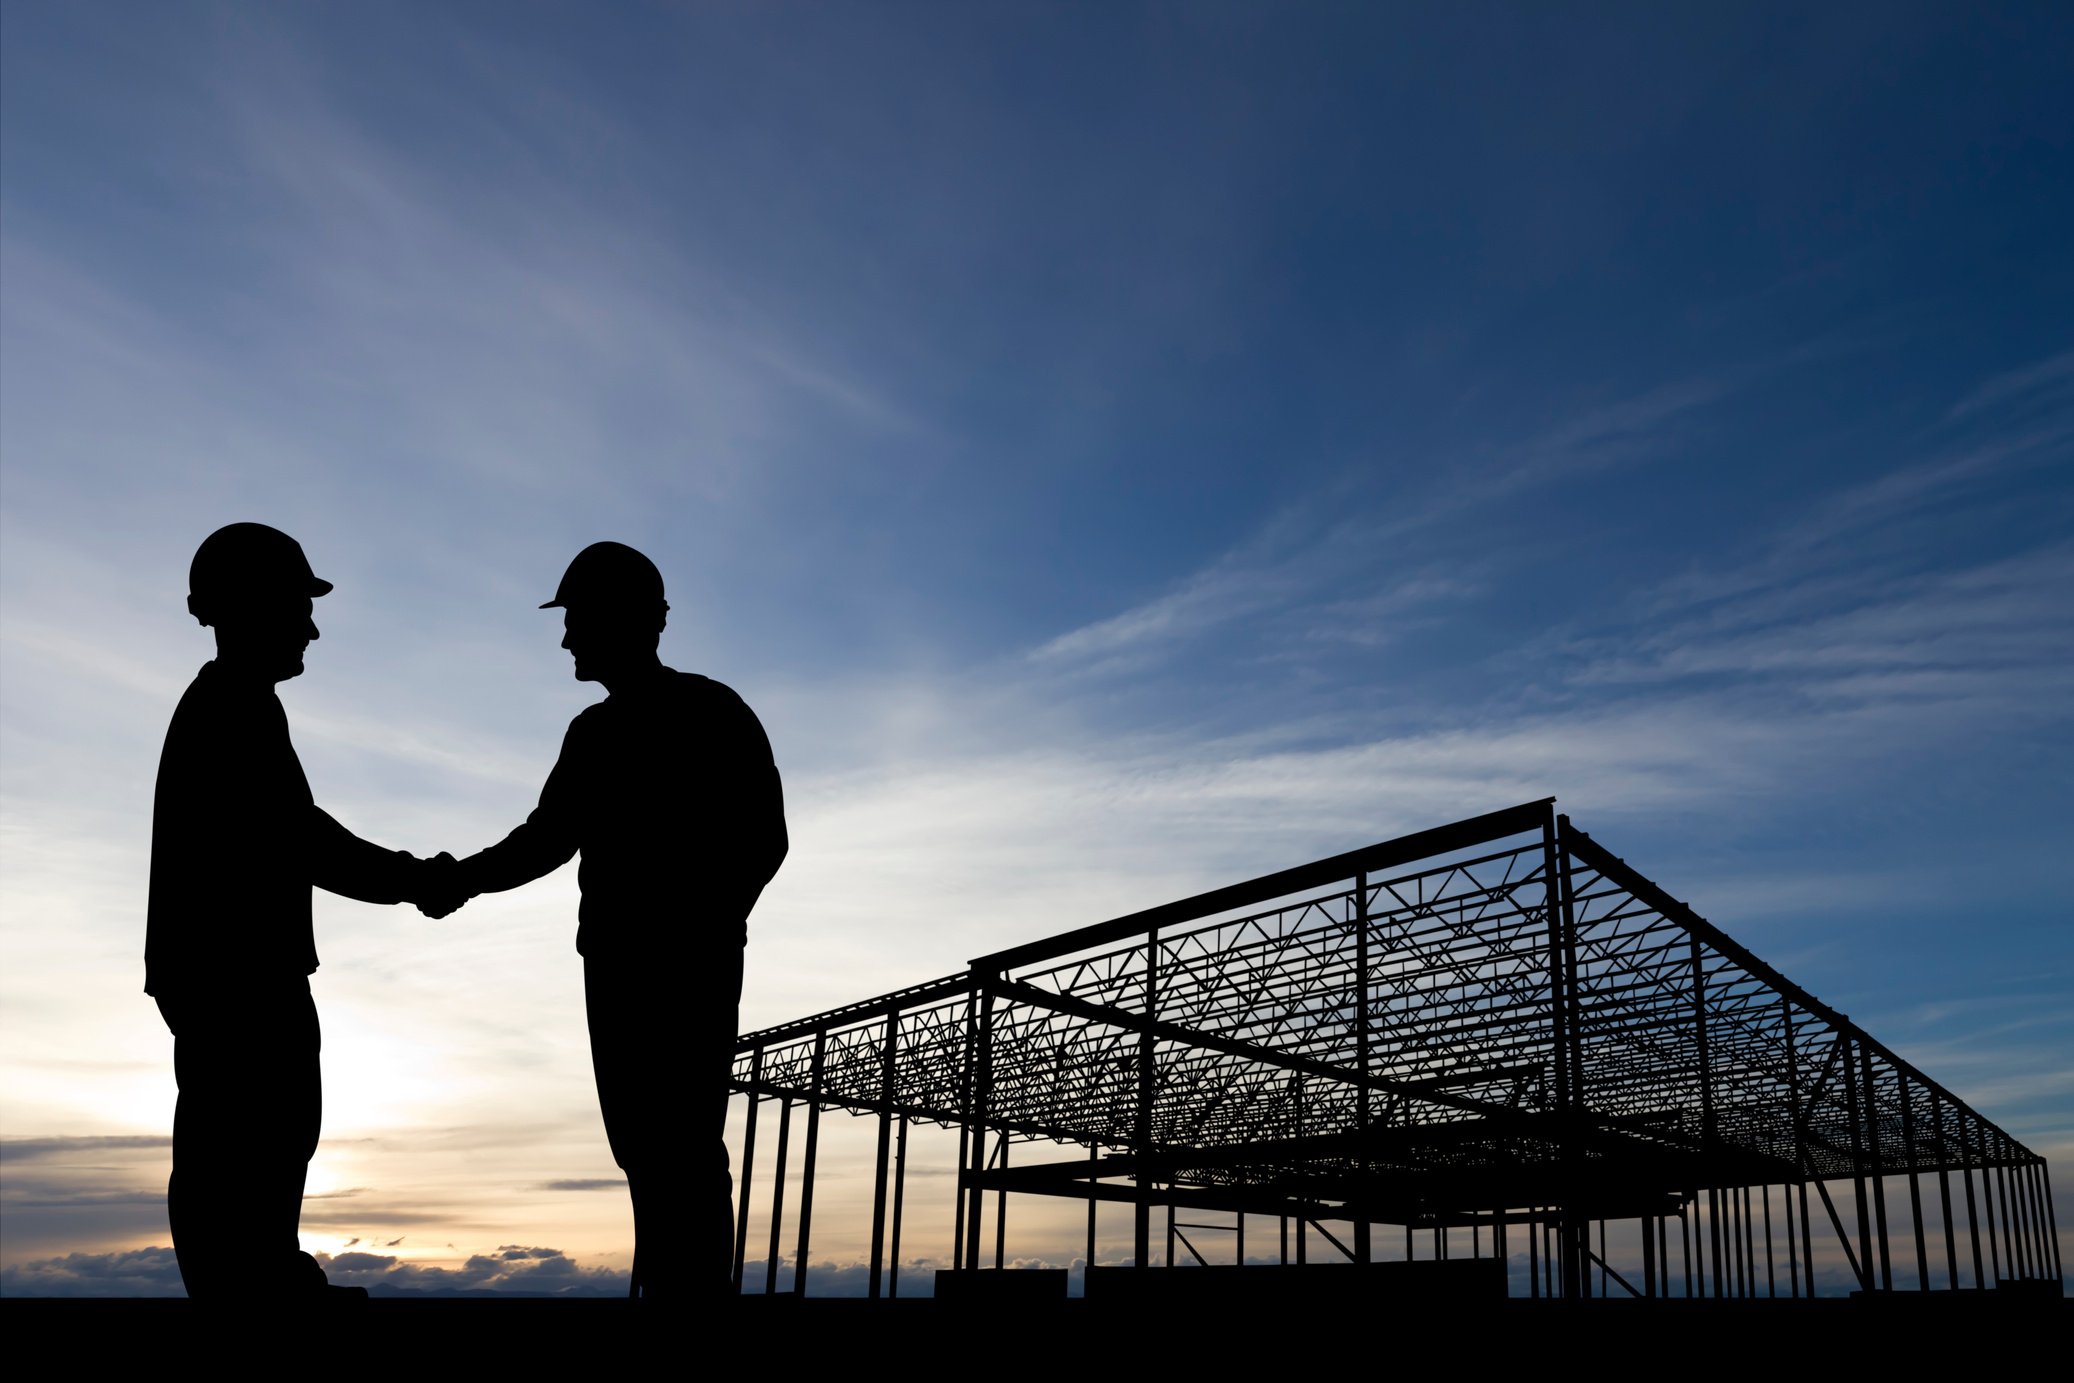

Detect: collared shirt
[145, 661, 415, 995]
[467, 667, 787, 962]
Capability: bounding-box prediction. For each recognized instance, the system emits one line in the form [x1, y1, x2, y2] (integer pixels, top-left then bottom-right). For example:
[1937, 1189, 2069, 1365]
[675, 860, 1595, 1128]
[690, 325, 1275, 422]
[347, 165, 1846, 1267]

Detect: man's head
[542, 542, 669, 684]
[187, 523, 331, 682]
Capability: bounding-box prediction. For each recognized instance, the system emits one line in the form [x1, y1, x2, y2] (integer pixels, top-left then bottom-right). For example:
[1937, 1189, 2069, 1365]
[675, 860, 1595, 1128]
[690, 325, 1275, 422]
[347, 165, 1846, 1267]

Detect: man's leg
[160, 983, 329, 1298]
[586, 951, 740, 1299]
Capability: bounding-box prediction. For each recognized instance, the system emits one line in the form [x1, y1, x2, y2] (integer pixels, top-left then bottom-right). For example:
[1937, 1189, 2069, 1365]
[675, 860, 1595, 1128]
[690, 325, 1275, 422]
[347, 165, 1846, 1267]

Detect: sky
[2, 1, 2069, 1296]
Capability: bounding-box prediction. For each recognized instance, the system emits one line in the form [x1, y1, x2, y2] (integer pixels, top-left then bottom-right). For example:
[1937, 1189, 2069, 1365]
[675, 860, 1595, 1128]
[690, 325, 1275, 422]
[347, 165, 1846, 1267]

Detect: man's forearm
[458, 819, 577, 896]
[309, 808, 423, 904]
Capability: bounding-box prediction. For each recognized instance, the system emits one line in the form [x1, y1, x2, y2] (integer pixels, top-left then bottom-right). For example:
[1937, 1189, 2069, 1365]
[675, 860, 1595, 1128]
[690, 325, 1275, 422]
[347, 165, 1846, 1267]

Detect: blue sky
[2, 2, 2069, 1294]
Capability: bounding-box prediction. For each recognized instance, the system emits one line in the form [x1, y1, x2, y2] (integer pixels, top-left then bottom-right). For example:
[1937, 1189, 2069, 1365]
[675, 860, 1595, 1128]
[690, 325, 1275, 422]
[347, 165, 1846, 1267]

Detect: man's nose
[306, 619, 320, 642]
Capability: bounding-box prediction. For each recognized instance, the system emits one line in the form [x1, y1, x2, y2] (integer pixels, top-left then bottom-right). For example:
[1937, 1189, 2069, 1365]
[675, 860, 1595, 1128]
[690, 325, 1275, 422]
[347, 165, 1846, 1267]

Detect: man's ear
[187, 594, 212, 628]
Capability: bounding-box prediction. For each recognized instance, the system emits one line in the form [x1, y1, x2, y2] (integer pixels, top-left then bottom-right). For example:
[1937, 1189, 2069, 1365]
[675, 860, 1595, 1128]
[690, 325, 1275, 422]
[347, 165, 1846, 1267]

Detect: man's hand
[417, 852, 475, 919]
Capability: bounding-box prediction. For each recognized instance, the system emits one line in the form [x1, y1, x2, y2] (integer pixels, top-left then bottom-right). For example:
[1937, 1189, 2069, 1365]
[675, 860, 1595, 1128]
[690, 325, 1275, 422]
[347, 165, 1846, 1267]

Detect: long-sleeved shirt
[463, 667, 787, 963]
[145, 661, 419, 995]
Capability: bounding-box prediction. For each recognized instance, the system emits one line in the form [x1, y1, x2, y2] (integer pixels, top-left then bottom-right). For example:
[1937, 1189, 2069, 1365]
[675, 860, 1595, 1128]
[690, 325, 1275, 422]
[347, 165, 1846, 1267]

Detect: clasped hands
[411, 852, 477, 919]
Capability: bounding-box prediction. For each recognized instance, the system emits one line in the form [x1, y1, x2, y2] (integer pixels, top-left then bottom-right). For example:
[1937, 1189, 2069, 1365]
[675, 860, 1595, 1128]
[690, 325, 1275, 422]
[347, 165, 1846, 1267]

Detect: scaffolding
[727, 800, 2061, 1299]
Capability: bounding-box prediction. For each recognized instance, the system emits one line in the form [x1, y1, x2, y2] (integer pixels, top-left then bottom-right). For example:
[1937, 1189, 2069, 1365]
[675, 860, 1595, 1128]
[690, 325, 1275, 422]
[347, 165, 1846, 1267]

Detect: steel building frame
[728, 800, 2061, 1299]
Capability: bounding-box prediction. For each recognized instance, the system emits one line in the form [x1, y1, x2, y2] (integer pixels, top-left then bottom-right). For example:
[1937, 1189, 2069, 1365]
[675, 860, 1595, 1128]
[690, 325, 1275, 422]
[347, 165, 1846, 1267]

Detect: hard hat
[540, 541, 669, 612]
[188, 523, 332, 606]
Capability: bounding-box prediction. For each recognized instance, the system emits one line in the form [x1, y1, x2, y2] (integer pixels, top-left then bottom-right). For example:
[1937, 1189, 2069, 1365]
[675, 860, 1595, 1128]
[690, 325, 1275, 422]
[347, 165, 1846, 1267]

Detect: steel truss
[728, 800, 2062, 1299]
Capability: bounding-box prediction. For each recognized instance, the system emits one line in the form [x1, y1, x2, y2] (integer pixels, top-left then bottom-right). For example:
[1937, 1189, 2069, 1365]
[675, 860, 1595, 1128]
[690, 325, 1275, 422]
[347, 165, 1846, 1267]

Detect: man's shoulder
[164, 663, 269, 736]
[669, 669, 747, 707]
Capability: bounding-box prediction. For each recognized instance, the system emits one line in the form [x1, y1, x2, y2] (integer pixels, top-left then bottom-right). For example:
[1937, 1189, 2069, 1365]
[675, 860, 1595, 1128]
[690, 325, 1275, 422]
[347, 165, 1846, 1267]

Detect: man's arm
[309, 807, 429, 905]
[448, 717, 586, 900]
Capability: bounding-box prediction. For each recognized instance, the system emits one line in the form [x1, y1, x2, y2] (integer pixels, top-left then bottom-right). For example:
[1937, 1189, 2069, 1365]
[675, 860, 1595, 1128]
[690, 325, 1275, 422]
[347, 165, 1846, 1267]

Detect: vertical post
[1977, 1117, 2002, 1284]
[952, 1118, 969, 1273]
[1549, 813, 1584, 1298]
[1994, 1144, 2017, 1280]
[953, 991, 974, 1267]
[1680, 1206, 1692, 1298]
[1763, 1185, 1775, 1297]
[1932, 1093, 1958, 1290]
[792, 1030, 826, 1296]
[995, 1135, 1009, 1271]
[1725, 1194, 1742, 1302]
[1843, 1037, 1874, 1290]
[2027, 1160, 2051, 1281]
[1784, 1184, 1800, 1298]
[1643, 1210, 1657, 1298]
[1496, 1208, 1509, 1296]
[2017, 1152, 2038, 1280]
[1135, 932, 1158, 1270]
[2014, 1150, 2037, 1280]
[869, 1019, 896, 1299]
[1294, 1072, 1306, 1266]
[1961, 1110, 1985, 1288]
[731, 1048, 763, 1294]
[966, 982, 997, 1273]
[1782, 996, 1809, 1297]
[1165, 1198, 1176, 1269]
[764, 1097, 792, 1295]
[1693, 937, 1720, 1297]
[1353, 872, 1372, 1266]
[1791, 1177, 1808, 1302]
[995, 1144, 1012, 1268]
[1900, 1076, 1929, 1292]
[888, 1115, 909, 1298]
[1743, 1186, 1756, 1297]
[2041, 1161, 2062, 1283]
[1279, 1214, 1288, 1266]
[1861, 1044, 1892, 1291]
[1528, 1208, 1540, 1298]
[1086, 1142, 1098, 1281]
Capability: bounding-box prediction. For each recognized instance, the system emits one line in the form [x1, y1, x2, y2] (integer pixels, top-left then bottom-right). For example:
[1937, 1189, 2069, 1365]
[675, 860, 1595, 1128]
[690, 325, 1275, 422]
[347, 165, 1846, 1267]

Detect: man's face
[213, 594, 318, 681]
[560, 606, 650, 683]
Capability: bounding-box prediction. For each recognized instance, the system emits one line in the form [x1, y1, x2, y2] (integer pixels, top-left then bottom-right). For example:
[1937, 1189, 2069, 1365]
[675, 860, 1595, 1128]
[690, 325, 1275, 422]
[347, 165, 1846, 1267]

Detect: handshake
[409, 852, 479, 919]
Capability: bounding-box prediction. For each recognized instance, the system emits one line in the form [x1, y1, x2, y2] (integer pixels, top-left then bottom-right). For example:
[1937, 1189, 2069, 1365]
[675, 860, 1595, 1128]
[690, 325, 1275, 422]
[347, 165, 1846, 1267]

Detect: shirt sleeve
[309, 807, 422, 904]
[460, 715, 586, 894]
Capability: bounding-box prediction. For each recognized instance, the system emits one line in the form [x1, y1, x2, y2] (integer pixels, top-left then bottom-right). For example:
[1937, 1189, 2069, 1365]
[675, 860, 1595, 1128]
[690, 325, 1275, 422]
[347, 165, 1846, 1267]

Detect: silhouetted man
[147, 522, 449, 1300]
[428, 542, 786, 1300]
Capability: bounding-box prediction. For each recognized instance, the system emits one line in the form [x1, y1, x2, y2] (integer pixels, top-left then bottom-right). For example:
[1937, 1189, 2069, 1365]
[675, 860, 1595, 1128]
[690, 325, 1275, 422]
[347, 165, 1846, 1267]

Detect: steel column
[868, 1019, 895, 1299]
[888, 1115, 909, 1298]
[731, 1048, 762, 1294]
[764, 1097, 792, 1295]
[1900, 1076, 1928, 1292]
[1353, 871, 1372, 1265]
[792, 1030, 825, 1296]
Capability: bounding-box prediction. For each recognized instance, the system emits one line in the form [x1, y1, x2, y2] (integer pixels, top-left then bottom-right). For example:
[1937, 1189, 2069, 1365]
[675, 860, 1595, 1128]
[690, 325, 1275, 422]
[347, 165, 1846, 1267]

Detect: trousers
[156, 980, 326, 1298]
[584, 948, 742, 1298]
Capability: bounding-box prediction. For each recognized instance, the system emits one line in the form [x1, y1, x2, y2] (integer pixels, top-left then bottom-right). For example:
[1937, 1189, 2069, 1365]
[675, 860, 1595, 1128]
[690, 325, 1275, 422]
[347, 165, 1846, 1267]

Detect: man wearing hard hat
[148, 522, 449, 1299]
[429, 541, 787, 1300]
